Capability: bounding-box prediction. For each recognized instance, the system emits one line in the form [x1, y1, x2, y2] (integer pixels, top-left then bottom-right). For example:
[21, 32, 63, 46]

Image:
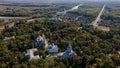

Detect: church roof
[67, 44, 72, 49]
[48, 43, 59, 53]
[57, 45, 76, 58]
[35, 35, 46, 47]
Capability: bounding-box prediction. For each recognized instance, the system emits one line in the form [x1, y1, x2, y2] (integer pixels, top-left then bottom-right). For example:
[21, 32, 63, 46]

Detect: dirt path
[0, 16, 31, 19]
[27, 18, 44, 22]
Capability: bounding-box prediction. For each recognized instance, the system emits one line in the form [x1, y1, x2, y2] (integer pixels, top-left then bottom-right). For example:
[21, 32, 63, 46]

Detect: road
[56, 4, 83, 15]
[90, 4, 110, 31]
[27, 18, 44, 22]
[91, 4, 106, 27]
[0, 16, 31, 19]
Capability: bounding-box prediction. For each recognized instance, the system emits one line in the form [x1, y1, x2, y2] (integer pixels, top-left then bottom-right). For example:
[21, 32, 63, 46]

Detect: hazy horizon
[1, 0, 120, 3]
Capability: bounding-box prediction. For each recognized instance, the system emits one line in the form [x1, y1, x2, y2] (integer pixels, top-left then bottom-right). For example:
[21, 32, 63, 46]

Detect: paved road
[56, 4, 83, 15]
[92, 5, 106, 26]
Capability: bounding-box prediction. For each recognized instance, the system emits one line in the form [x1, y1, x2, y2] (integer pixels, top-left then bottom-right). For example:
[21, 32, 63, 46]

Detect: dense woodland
[0, 19, 120, 68]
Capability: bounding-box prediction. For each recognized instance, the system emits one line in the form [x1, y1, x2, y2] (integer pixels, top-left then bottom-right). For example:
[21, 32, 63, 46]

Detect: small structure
[48, 43, 59, 54]
[118, 51, 120, 55]
[35, 35, 46, 47]
[38, 30, 42, 34]
[4, 18, 10, 22]
[57, 44, 76, 58]
[89, 24, 96, 28]
[8, 23, 15, 28]
[15, 21, 20, 26]
[3, 36, 15, 41]
[25, 48, 40, 61]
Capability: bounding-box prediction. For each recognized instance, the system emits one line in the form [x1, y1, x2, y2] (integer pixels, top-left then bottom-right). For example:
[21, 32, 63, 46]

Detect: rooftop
[57, 45, 76, 58]
[3, 36, 15, 41]
[25, 48, 40, 61]
[48, 43, 59, 54]
[35, 35, 46, 47]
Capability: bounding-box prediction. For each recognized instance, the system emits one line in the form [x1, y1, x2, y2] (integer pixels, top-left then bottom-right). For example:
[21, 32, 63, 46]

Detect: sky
[1, 0, 120, 3]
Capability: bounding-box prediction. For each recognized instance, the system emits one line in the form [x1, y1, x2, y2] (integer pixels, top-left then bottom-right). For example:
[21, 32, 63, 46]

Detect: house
[35, 35, 46, 47]
[57, 44, 76, 58]
[3, 36, 15, 41]
[48, 43, 59, 54]
[25, 48, 41, 61]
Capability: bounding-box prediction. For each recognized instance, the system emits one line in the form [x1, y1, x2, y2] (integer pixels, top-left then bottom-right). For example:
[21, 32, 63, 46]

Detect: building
[25, 48, 41, 61]
[4, 18, 10, 22]
[15, 21, 20, 26]
[38, 30, 42, 34]
[8, 23, 15, 28]
[57, 44, 76, 58]
[35, 35, 46, 47]
[48, 43, 59, 54]
[3, 36, 15, 41]
[118, 51, 120, 55]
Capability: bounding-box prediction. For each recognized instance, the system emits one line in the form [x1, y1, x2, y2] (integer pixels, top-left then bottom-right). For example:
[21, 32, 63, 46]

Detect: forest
[0, 19, 120, 68]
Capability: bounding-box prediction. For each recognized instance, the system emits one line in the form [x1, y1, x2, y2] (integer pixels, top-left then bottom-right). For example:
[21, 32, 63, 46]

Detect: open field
[97, 26, 110, 31]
